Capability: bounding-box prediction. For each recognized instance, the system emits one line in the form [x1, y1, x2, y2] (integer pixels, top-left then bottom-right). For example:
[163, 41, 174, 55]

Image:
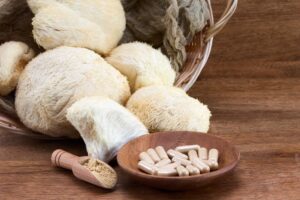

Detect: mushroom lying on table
[67, 96, 148, 162]
[0, 41, 35, 96]
[126, 85, 212, 133]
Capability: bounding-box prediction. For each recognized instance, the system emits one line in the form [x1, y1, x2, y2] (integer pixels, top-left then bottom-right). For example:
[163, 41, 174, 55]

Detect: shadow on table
[119, 170, 242, 200]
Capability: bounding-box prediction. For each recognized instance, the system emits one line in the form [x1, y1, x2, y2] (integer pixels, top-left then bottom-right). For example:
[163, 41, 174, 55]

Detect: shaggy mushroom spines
[16, 46, 130, 138]
[106, 42, 176, 92]
[31, 5, 109, 53]
[27, 0, 56, 14]
[67, 96, 148, 162]
[28, 0, 126, 55]
[0, 41, 35, 96]
[126, 86, 212, 133]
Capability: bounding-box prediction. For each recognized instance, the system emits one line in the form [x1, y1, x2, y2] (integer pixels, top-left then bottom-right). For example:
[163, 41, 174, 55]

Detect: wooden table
[1, 0, 299, 199]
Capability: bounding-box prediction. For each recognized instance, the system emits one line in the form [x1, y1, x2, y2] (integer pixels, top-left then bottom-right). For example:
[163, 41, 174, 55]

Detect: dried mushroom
[0, 41, 34, 96]
[106, 42, 176, 92]
[67, 96, 148, 162]
[16, 46, 130, 138]
[126, 86, 211, 133]
[27, 0, 126, 55]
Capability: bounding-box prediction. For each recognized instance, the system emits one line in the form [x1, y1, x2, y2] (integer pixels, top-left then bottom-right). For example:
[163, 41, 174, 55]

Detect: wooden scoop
[51, 149, 118, 189]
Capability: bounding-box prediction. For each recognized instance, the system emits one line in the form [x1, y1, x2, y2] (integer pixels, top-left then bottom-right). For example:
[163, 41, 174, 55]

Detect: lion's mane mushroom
[126, 86, 212, 133]
[66, 96, 148, 162]
[16, 46, 130, 138]
[0, 41, 35, 96]
[106, 42, 176, 92]
[27, 0, 126, 55]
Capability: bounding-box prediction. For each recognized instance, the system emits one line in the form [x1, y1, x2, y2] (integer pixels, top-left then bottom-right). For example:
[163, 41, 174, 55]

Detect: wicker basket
[0, 0, 238, 139]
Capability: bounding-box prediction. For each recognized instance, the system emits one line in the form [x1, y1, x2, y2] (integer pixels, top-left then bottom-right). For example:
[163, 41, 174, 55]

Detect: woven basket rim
[176, 0, 238, 91]
[0, 0, 238, 139]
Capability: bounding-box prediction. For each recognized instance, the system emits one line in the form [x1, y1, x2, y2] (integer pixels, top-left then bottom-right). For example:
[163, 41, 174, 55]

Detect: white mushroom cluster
[126, 86, 212, 133]
[16, 46, 130, 138]
[67, 96, 148, 162]
[0, 41, 34, 96]
[106, 42, 176, 92]
[0, 0, 213, 163]
[27, 0, 126, 55]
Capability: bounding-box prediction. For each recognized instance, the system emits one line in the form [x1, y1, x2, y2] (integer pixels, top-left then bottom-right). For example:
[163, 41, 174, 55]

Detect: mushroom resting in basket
[0, 0, 238, 147]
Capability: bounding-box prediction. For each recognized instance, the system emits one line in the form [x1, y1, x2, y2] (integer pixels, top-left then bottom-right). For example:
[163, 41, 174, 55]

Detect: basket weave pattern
[0, 0, 238, 139]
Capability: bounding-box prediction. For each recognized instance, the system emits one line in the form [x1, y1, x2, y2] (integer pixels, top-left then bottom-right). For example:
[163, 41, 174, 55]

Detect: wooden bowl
[117, 131, 240, 190]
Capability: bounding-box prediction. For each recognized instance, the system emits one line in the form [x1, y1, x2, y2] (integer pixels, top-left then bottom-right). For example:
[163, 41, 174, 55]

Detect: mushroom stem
[67, 96, 148, 162]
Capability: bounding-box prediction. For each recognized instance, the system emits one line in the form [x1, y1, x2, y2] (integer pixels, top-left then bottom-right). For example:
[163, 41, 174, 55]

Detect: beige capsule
[155, 158, 171, 168]
[176, 165, 189, 176]
[191, 159, 210, 173]
[192, 159, 210, 173]
[186, 165, 200, 175]
[211, 161, 219, 170]
[139, 152, 155, 164]
[189, 150, 210, 173]
[155, 146, 169, 160]
[172, 157, 192, 167]
[160, 162, 181, 170]
[175, 145, 200, 153]
[147, 148, 161, 163]
[167, 149, 188, 160]
[157, 167, 178, 176]
[138, 160, 158, 175]
[209, 148, 219, 162]
[199, 147, 208, 160]
[188, 150, 199, 160]
[202, 159, 213, 168]
[203, 159, 219, 170]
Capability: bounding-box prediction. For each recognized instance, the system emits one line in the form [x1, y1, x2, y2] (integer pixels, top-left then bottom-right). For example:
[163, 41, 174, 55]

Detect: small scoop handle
[51, 149, 79, 170]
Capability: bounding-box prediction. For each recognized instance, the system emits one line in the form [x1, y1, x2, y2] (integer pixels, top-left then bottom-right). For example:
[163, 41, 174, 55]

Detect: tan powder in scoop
[82, 158, 117, 189]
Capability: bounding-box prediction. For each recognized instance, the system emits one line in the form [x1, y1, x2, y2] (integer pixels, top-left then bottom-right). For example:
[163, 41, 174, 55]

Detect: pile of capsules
[138, 145, 219, 176]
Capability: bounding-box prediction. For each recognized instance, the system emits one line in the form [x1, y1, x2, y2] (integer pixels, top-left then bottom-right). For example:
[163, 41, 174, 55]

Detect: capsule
[188, 150, 199, 160]
[155, 146, 169, 160]
[160, 162, 181, 170]
[199, 147, 208, 160]
[147, 148, 161, 163]
[186, 165, 200, 175]
[191, 159, 208, 173]
[203, 159, 218, 170]
[209, 149, 219, 162]
[139, 152, 155, 164]
[202, 159, 213, 168]
[172, 157, 192, 167]
[210, 161, 219, 170]
[175, 145, 200, 153]
[189, 150, 210, 173]
[157, 167, 178, 176]
[176, 165, 189, 176]
[167, 149, 188, 160]
[138, 160, 157, 175]
[155, 158, 171, 168]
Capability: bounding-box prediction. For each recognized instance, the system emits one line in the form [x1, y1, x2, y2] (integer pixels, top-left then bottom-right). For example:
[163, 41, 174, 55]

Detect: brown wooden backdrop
[0, 0, 299, 199]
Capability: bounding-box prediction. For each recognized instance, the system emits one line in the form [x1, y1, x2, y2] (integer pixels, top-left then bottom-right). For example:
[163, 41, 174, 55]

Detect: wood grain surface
[0, 0, 299, 199]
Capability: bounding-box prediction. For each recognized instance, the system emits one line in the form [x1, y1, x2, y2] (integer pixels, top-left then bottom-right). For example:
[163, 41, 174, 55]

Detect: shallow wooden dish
[117, 131, 240, 190]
